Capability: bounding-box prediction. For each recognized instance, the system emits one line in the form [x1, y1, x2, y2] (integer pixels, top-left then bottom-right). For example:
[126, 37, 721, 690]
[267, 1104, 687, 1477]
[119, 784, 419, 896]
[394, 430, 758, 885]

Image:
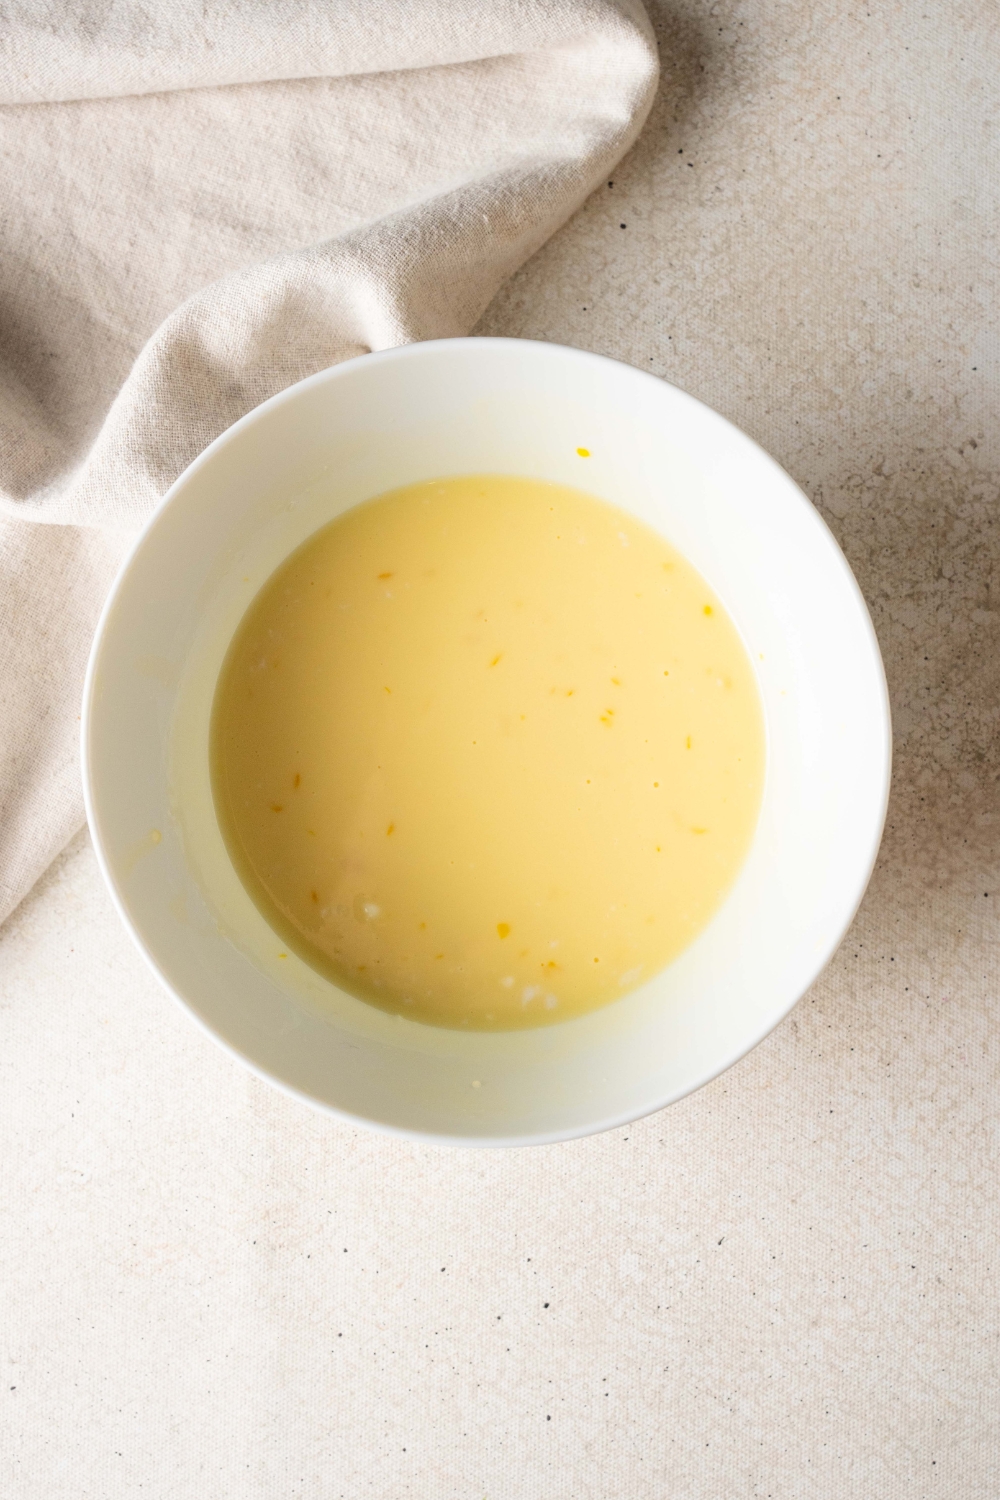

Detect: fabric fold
[0, 0, 658, 924]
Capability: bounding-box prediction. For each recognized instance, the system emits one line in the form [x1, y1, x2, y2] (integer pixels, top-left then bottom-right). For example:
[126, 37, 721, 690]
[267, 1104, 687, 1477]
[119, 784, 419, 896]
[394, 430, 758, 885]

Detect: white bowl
[82, 338, 890, 1145]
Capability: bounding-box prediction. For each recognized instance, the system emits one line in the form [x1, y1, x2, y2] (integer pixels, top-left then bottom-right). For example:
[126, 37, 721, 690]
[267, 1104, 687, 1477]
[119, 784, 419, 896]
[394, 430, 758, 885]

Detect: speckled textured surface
[2, 3, 998, 1496]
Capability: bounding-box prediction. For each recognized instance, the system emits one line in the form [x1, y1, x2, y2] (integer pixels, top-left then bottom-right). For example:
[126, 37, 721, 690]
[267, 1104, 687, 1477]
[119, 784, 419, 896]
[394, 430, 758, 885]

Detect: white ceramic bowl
[82, 338, 890, 1145]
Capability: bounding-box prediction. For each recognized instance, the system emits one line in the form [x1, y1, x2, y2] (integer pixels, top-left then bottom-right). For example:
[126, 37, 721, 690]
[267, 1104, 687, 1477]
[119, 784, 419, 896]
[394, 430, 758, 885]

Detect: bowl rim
[81, 336, 892, 1146]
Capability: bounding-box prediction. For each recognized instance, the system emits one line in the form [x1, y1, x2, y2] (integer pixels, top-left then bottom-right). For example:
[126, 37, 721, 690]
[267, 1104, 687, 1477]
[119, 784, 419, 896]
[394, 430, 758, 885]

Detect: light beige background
[2, 2, 998, 1496]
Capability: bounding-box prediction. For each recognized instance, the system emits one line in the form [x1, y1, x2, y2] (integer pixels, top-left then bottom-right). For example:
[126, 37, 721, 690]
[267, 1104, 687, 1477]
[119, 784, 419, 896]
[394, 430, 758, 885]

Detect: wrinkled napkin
[0, 0, 658, 925]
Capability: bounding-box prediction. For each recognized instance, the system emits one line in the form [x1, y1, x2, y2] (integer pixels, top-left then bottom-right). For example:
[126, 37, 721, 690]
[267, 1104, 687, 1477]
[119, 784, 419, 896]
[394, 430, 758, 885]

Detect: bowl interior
[83, 339, 889, 1144]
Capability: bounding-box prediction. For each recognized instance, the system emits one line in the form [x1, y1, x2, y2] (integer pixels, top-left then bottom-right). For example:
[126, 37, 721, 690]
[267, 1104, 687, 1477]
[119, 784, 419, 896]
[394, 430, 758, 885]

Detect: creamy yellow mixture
[211, 474, 764, 1029]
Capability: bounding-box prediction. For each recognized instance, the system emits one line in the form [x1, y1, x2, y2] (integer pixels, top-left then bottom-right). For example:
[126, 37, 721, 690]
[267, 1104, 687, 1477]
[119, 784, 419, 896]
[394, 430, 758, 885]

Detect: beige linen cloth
[0, 0, 658, 926]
